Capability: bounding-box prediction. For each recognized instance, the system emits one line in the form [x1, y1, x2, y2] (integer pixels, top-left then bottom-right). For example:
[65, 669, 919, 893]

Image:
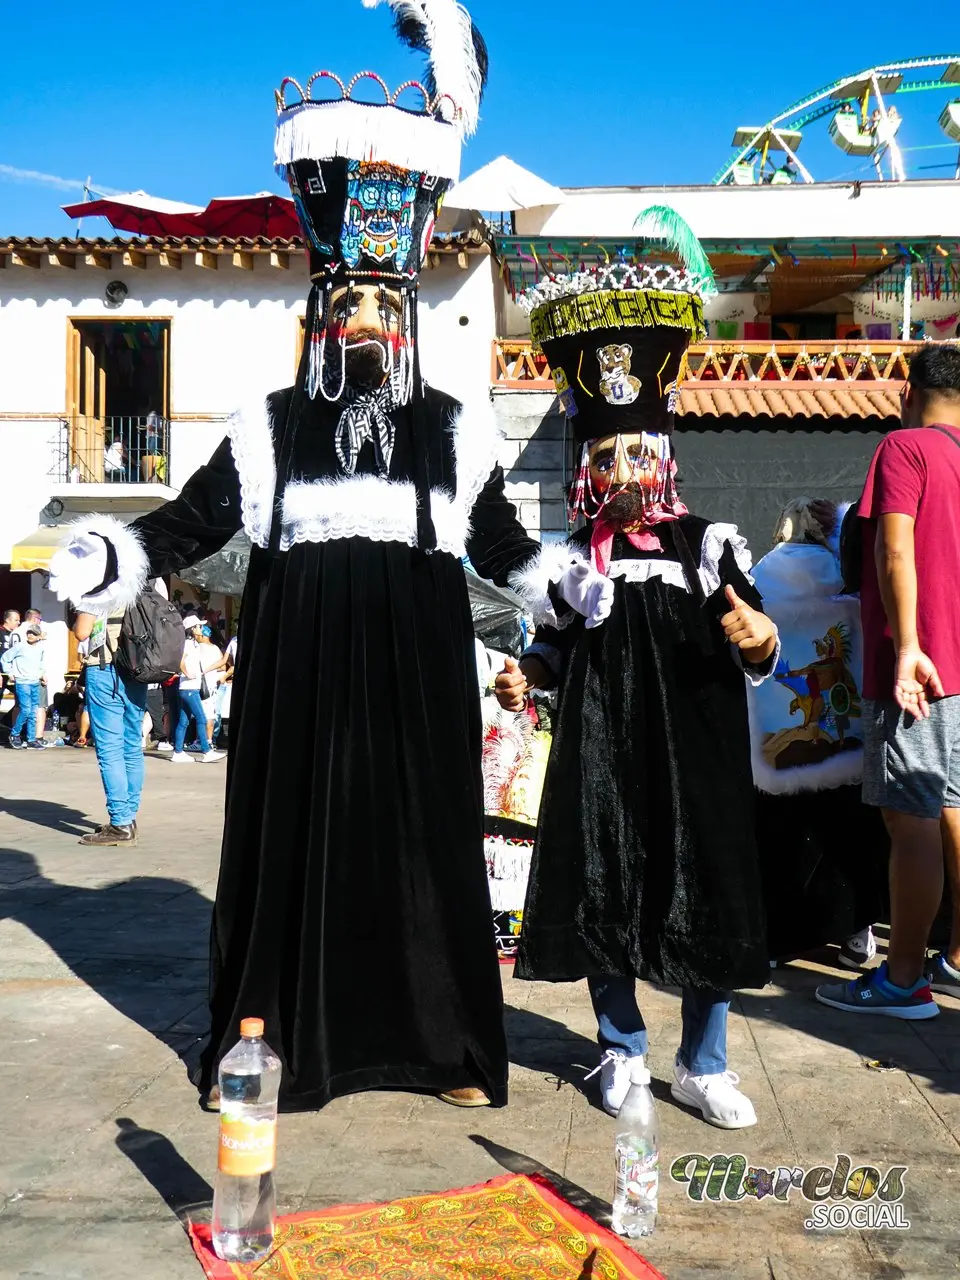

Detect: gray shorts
[863, 696, 960, 819]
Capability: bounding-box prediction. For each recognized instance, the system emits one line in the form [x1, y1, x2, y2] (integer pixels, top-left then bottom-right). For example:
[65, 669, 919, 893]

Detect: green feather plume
[633, 204, 716, 293]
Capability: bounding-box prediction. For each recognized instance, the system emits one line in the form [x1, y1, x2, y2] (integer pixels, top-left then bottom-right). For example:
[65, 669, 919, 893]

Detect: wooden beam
[232, 251, 254, 271]
[270, 251, 290, 270]
[122, 250, 147, 269]
[195, 250, 218, 270]
[457, 251, 469, 269]
[12, 251, 41, 270]
[0, 254, 6, 269]
[86, 251, 112, 269]
[48, 251, 76, 269]
[158, 251, 182, 270]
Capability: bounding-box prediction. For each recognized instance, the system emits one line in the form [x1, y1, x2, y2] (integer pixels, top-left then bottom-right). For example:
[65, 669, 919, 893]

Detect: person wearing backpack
[817, 344, 960, 1019]
[73, 609, 148, 846]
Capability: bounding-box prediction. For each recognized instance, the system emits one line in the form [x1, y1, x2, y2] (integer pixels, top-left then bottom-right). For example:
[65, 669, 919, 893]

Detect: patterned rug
[189, 1171, 665, 1278]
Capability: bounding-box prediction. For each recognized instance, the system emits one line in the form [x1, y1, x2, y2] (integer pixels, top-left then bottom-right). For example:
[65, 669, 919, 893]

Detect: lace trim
[280, 477, 466, 556]
[700, 522, 754, 594]
[226, 394, 501, 553]
[227, 398, 277, 548]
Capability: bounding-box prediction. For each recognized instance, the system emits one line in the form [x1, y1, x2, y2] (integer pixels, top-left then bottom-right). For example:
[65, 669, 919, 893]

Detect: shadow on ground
[0, 795, 97, 838]
[0, 847, 212, 1075]
[115, 1117, 212, 1222]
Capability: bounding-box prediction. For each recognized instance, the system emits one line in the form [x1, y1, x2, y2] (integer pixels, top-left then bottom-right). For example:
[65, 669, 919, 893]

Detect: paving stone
[2, 752, 958, 1278]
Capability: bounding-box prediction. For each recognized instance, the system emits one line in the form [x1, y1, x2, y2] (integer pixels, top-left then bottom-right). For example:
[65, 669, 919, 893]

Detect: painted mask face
[328, 285, 403, 345]
[587, 433, 662, 499]
[342, 161, 420, 271]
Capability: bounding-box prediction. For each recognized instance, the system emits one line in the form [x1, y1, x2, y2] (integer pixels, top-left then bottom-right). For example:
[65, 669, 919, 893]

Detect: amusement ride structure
[716, 56, 960, 185]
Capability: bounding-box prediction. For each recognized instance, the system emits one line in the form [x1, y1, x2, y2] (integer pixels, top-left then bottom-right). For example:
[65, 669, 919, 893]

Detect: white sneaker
[671, 1063, 757, 1129]
[838, 926, 878, 970]
[585, 1049, 645, 1117]
[156, 742, 174, 753]
[197, 750, 225, 763]
[170, 752, 194, 764]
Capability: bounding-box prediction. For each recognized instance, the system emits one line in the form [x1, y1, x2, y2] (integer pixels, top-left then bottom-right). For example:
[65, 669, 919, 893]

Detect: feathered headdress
[361, 0, 489, 137]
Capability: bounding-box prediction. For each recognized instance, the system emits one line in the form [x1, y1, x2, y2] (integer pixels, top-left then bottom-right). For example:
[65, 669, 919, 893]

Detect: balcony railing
[54, 415, 171, 484]
[492, 339, 924, 390]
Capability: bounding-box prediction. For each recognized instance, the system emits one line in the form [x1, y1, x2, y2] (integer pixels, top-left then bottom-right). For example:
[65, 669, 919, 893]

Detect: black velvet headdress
[519, 207, 716, 447]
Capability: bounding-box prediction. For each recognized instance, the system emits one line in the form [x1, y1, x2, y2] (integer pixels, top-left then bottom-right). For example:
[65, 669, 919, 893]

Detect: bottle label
[615, 1146, 659, 1205]
[217, 1116, 277, 1177]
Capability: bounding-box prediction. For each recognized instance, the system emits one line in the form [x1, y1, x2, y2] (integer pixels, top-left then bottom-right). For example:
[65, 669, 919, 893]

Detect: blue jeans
[588, 976, 731, 1075]
[174, 687, 211, 753]
[85, 664, 147, 827]
[12, 682, 41, 741]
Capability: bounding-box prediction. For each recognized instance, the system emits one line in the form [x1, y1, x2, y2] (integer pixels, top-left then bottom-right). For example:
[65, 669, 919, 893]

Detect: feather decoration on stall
[481, 708, 533, 814]
[361, 0, 488, 136]
[634, 204, 717, 297]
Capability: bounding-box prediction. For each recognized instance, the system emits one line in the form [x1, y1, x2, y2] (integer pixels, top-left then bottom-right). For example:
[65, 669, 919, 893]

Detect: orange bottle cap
[240, 1017, 264, 1039]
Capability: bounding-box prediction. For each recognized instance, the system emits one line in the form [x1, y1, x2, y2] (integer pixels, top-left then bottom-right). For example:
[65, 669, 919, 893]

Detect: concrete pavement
[1, 749, 959, 1279]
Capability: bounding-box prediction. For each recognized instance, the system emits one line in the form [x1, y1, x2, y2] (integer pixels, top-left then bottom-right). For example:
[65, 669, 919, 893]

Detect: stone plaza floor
[1, 749, 959, 1279]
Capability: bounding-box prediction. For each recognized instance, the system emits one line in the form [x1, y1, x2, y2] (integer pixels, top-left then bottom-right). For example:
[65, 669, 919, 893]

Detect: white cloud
[0, 163, 122, 195]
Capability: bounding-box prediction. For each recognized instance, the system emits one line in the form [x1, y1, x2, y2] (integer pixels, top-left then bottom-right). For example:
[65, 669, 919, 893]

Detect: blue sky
[1, 2, 958, 237]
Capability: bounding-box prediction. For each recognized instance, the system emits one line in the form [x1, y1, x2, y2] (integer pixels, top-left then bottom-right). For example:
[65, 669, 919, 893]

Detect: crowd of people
[1, 601, 235, 776]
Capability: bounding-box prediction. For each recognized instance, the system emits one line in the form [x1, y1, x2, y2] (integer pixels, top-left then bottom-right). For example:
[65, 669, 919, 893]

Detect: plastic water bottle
[52, 710, 60, 733]
[611, 1060, 659, 1238]
[212, 1017, 282, 1263]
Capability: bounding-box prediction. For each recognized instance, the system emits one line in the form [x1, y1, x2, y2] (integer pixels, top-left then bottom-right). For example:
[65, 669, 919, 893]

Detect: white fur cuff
[509, 542, 586, 627]
[49, 514, 150, 614]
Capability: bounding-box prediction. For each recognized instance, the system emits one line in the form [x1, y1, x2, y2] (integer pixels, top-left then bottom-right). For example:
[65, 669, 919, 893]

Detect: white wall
[0, 250, 497, 420]
[0, 420, 65, 562]
[517, 180, 960, 242]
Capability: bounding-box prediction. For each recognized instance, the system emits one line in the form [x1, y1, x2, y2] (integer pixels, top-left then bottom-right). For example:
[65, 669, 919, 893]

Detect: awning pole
[902, 260, 913, 340]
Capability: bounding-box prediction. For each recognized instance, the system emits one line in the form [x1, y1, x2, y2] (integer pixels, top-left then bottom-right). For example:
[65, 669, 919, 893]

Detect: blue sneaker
[924, 953, 960, 997]
[8, 735, 23, 750]
[815, 961, 939, 1020]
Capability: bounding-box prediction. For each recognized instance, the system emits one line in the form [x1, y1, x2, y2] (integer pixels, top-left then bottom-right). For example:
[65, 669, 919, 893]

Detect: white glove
[48, 531, 109, 605]
[557, 560, 615, 630]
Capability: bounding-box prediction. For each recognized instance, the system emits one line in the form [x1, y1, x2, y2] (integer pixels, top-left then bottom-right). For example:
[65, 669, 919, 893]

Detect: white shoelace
[584, 1048, 626, 1081]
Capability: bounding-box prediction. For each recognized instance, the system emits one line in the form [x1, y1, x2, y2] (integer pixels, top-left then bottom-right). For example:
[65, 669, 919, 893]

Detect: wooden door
[69, 324, 106, 481]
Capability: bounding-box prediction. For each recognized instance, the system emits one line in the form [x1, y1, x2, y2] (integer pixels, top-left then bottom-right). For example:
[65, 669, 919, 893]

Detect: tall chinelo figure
[48, 0, 539, 1112]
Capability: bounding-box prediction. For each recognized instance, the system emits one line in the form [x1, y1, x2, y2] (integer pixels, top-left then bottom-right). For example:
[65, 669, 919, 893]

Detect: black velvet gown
[130, 385, 538, 1110]
[515, 517, 771, 993]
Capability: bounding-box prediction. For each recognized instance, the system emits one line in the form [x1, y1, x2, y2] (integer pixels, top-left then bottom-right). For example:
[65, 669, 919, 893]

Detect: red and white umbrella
[62, 190, 205, 237]
[195, 193, 300, 240]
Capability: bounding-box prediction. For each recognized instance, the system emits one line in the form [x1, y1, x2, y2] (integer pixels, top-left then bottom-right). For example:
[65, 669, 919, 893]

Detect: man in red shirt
[817, 345, 960, 1019]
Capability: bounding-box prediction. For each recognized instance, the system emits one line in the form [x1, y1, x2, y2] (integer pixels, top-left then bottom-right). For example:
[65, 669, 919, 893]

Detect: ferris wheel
[714, 56, 960, 185]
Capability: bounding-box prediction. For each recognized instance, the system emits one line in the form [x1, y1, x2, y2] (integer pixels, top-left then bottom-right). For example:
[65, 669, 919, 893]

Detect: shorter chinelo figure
[497, 210, 779, 1128]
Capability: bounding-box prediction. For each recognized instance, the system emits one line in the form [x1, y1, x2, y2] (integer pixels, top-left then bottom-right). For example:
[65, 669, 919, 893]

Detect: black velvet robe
[130, 385, 538, 1110]
[515, 517, 771, 992]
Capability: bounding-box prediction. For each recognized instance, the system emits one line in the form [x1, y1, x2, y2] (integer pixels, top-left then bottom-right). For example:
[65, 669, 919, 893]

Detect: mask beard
[602, 488, 647, 523]
[329, 323, 392, 389]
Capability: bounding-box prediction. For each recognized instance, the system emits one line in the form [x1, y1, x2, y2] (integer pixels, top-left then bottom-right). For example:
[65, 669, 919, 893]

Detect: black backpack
[116, 588, 185, 684]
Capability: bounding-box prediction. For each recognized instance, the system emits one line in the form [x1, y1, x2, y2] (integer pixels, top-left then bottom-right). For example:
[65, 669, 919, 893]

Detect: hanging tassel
[408, 295, 437, 552]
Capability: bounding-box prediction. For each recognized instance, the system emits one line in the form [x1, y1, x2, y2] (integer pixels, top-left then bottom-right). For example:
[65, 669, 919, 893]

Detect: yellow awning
[10, 526, 70, 573]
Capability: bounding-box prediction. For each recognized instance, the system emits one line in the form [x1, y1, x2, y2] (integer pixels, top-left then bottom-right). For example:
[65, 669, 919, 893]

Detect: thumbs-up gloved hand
[721, 584, 778, 663]
[557, 559, 615, 630]
[494, 657, 529, 712]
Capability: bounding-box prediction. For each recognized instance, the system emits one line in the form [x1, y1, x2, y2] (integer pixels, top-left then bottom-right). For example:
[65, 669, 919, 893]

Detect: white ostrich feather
[361, 0, 485, 137]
